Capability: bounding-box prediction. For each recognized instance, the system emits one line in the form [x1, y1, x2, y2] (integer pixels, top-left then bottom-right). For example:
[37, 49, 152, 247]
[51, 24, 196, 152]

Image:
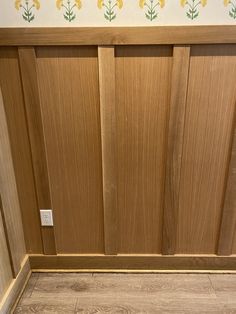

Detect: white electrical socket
[40, 209, 54, 226]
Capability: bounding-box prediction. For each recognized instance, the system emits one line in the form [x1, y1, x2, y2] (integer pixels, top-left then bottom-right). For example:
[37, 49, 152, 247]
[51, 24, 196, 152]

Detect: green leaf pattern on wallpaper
[180, 0, 207, 20]
[97, 0, 123, 22]
[224, 0, 236, 19]
[13, 0, 236, 23]
[56, 0, 82, 22]
[15, 0, 40, 22]
[139, 0, 165, 21]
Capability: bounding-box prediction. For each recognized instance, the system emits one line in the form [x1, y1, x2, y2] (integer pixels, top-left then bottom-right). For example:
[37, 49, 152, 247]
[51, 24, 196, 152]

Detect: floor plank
[15, 298, 77, 314]
[31, 273, 215, 299]
[14, 273, 236, 313]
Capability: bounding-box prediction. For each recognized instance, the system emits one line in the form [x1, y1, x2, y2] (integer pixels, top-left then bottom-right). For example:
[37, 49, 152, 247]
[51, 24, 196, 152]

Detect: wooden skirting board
[0, 256, 31, 314]
[29, 255, 236, 272]
[1, 254, 236, 313]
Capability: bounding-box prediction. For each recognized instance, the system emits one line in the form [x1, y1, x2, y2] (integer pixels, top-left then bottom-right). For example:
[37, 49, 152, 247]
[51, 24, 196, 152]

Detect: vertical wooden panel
[233, 227, 236, 253]
[0, 48, 42, 254]
[0, 199, 13, 299]
[116, 46, 172, 254]
[98, 46, 117, 255]
[36, 47, 104, 253]
[18, 47, 56, 255]
[162, 46, 190, 255]
[0, 89, 26, 276]
[177, 45, 236, 254]
[218, 120, 236, 255]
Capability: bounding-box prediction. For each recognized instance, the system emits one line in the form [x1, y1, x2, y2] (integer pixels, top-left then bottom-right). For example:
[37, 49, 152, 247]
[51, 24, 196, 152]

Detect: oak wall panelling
[0, 89, 26, 276]
[1, 26, 236, 46]
[176, 45, 236, 254]
[36, 47, 104, 254]
[18, 47, 56, 255]
[0, 47, 43, 254]
[0, 196, 13, 299]
[98, 46, 118, 255]
[162, 45, 190, 255]
[116, 45, 172, 253]
[219, 117, 236, 255]
[0, 27, 236, 271]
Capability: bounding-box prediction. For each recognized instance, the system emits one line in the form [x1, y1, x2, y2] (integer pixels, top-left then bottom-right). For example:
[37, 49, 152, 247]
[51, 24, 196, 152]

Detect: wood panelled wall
[0, 88, 27, 306]
[0, 43, 236, 258]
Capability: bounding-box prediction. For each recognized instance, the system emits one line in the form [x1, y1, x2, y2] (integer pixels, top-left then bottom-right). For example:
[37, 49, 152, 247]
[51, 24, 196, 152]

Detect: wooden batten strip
[218, 111, 236, 255]
[98, 46, 117, 255]
[0, 26, 236, 46]
[162, 46, 190, 255]
[18, 47, 56, 255]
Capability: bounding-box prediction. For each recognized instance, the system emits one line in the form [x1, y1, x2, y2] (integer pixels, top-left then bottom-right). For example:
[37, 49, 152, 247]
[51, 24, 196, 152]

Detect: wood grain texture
[162, 46, 190, 255]
[36, 47, 104, 253]
[15, 298, 77, 313]
[98, 46, 117, 255]
[18, 47, 56, 255]
[177, 45, 236, 254]
[116, 46, 172, 253]
[233, 227, 236, 253]
[27, 273, 215, 298]
[29, 254, 236, 271]
[0, 256, 30, 314]
[0, 26, 236, 46]
[0, 199, 12, 302]
[15, 273, 236, 314]
[0, 47, 43, 254]
[218, 119, 236, 255]
[0, 89, 26, 276]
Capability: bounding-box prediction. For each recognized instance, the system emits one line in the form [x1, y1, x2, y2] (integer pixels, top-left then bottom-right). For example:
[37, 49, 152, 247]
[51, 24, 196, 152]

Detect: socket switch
[40, 209, 54, 226]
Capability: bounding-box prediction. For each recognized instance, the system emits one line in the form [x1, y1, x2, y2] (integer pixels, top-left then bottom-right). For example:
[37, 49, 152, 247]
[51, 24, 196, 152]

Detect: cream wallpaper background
[0, 0, 235, 27]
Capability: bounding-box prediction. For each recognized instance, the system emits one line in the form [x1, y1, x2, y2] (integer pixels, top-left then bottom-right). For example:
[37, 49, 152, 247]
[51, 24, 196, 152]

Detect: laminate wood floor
[14, 273, 236, 313]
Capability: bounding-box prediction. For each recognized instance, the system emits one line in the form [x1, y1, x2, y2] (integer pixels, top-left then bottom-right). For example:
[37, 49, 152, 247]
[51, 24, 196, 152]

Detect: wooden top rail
[0, 26, 236, 46]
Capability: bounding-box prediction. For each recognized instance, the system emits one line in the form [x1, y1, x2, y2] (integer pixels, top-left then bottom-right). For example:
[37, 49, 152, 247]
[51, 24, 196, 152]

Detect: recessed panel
[37, 47, 104, 253]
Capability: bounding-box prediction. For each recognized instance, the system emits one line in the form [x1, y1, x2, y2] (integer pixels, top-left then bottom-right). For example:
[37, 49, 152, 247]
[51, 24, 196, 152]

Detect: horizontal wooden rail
[0, 26, 236, 46]
[29, 254, 236, 271]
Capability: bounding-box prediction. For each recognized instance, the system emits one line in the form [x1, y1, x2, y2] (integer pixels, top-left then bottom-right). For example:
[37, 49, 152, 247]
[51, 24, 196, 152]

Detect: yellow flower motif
[116, 0, 123, 9]
[56, 0, 63, 9]
[15, 0, 21, 10]
[224, 0, 230, 5]
[180, 0, 187, 7]
[159, 0, 165, 8]
[139, 0, 146, 8]
[200, 0, 207, 7]
[33, 0, 40, 10]
[97, 0, 104, 9]
[75, 0, 82, 9]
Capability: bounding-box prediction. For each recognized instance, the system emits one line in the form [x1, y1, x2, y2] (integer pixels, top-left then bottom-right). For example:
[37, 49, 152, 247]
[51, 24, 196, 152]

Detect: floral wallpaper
[0, 0, 235, 27]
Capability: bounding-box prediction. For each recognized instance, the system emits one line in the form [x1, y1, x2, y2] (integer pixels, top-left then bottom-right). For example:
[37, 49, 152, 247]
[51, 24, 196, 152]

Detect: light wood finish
[0, 198, 13, 302]
[218, 119, 236, 255]
[162, 46, 190, 255]
[0, 256, 31, 314]
[29, 254, 236, 271]
[176, 45, 236, 254]
[0, 48, 43, 254]
[36, 47, 104, 253]
[18, 47, 56, 255]
[15, 273, 236, 313]
[233, 224, 236, 253]
[1, 26, 236, 46]
[116, 46, 172, 253]
[98, 46, 117, 255]
[0, 89, 26, 276]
